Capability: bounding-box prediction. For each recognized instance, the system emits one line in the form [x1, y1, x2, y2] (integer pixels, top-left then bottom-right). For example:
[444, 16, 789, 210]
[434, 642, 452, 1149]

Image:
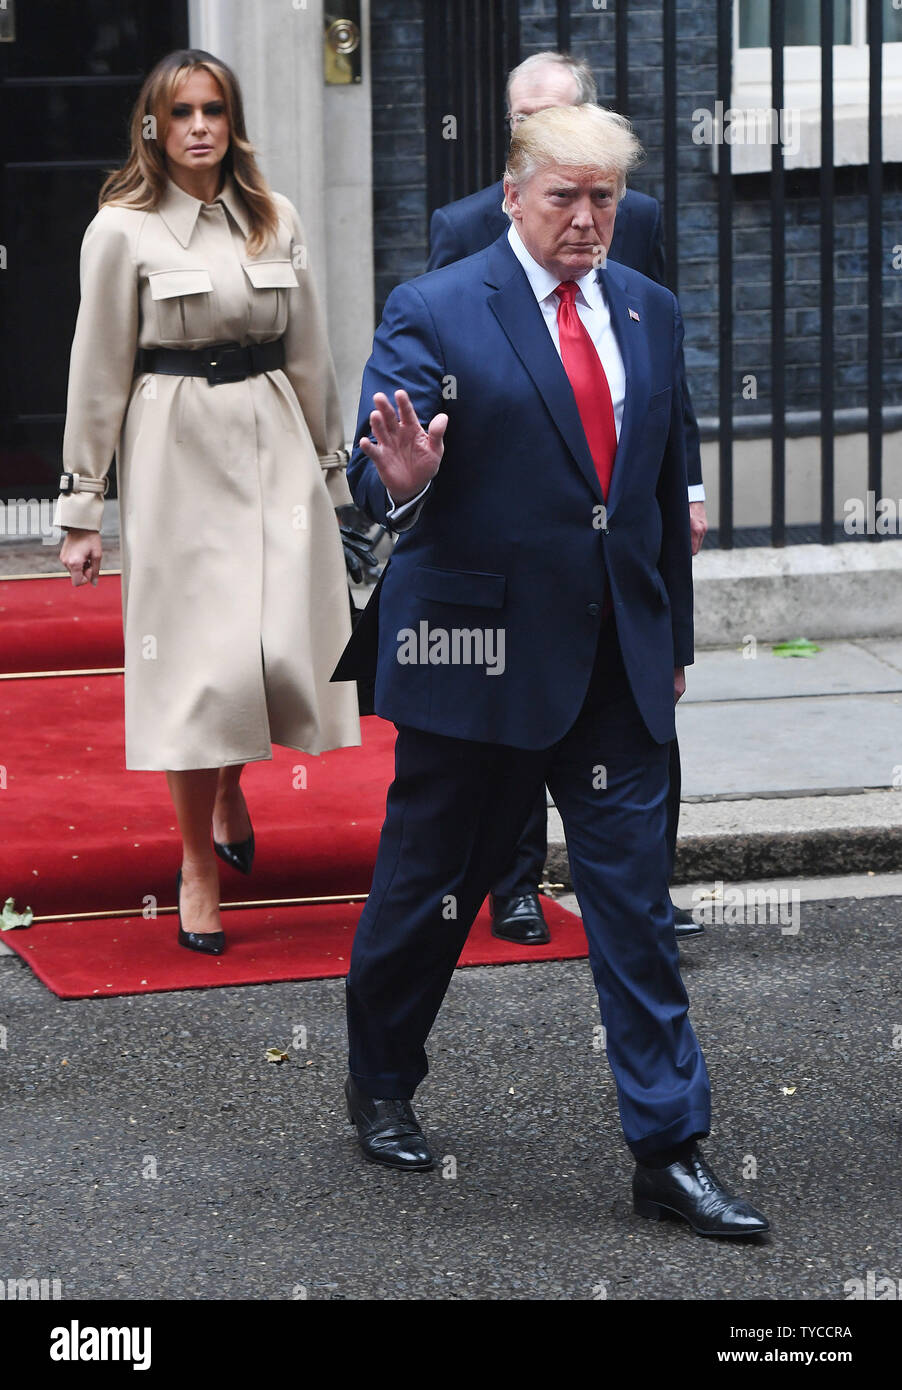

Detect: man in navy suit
[428, 52, 707, 947]
[335, 104, 767, 1239]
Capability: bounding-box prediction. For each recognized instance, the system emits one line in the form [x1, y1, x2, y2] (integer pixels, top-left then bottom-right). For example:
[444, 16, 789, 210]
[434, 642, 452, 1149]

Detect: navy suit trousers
[491, 737, 683, 896]
[346, 619, 711, 1159]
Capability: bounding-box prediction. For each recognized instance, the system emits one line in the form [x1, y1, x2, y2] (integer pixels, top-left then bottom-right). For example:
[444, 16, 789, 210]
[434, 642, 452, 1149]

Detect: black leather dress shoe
[213, 827, 255, 875]
[672, 903, 705, 938]
[490, 891, 551, 945]
[175, 869, 225, 955]
[344, 1075, 435, 1171]
[633, 1146, 769, 1238]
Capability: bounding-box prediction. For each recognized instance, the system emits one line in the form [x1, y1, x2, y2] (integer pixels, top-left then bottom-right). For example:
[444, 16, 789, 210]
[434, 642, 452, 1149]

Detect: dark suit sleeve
[642, 204, 703, 493]
[426, 207, 462, 272]
[679, 366, 703, 490]
[656, 296, 694, 669]
[645, 201, 667, 286]
[347, 281, 448, 530]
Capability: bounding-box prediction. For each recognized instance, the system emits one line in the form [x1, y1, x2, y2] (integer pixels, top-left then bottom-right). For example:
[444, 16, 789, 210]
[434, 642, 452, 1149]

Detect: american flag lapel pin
[628, 308, 641, 322]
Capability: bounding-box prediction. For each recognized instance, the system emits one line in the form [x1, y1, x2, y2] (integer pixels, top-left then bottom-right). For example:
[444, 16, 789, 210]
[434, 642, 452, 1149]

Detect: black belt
[135, 338, 285, 386]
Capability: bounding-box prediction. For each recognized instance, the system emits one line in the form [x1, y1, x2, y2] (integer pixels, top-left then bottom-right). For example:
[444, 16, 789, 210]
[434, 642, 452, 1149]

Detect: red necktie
[553, 281, 617, 502]
[555, 280, 617, 620]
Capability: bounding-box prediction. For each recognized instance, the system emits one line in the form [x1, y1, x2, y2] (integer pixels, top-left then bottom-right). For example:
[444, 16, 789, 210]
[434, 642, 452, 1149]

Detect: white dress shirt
[506, 222, 627, 440]
[507, 224, 703, 503]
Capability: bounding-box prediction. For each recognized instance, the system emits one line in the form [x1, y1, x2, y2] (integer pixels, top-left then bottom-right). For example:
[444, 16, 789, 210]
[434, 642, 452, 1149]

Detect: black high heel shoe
[176, 868, 226, 955]
[213, 827, 254, 875]
[213, 793, 255, 875]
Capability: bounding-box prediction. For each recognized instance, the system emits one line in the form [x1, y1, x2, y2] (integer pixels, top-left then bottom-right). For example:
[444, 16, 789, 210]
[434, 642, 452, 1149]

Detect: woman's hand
[360, 389, 447, 505]
[60, 528, 102, 587]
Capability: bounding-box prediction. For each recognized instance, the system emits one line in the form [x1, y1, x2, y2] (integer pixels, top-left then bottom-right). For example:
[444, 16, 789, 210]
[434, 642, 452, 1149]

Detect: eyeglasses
[505, 112, 532, 127]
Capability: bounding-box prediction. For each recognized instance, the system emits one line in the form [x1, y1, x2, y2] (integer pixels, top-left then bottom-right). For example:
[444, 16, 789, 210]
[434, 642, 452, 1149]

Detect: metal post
[662, 0, 678, 295]
[717, 0, 734, 548]
[866, 0, 883, 534]
[616, 0, 629, 116]
[770, 0, 786, 547]
[820, 0, 835, 544]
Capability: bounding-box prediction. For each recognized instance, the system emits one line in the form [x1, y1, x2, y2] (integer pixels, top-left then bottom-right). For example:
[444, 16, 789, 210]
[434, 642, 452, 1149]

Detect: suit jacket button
[587, 603, 601, 617]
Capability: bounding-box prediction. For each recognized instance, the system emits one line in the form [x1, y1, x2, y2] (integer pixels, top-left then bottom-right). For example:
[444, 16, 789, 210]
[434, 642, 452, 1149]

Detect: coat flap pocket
[414, 566, 506, 609]
[647, 387, 672, 414]
[148, 268, 214, 300]
[243, 259, 299, 290]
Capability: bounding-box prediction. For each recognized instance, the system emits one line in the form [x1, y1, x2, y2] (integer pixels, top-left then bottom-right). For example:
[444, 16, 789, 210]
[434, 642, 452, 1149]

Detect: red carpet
[1, 591, 588, 996]
[4, 898, 589, 1000]
[2, 673, 398, 917]
[0, 573, 124, 674]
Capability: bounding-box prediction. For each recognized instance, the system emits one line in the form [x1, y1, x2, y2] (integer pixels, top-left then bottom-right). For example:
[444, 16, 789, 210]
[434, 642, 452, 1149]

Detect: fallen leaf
[773, 639, 820, 658]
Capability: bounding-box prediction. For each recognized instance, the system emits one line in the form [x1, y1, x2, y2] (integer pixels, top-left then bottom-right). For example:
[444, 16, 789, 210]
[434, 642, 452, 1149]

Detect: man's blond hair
[503, 104, 644, 212]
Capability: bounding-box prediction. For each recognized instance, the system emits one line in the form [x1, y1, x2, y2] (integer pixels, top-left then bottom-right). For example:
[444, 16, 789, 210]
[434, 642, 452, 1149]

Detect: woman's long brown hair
[99, 49, 280, 257]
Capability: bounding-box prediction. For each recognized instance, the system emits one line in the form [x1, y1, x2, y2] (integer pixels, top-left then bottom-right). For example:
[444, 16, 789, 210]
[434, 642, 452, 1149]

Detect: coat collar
[156, 172, 250, 247]
[484, 232, 644, 518]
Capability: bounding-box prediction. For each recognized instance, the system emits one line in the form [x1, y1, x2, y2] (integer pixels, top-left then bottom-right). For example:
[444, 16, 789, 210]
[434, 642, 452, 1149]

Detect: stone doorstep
[693, 540, 902, 646]
[544, 791, 902, 888]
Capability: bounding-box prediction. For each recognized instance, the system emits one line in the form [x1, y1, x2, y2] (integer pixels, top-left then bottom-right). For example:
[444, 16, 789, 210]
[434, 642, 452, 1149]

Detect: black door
[0, 1, 188, 505]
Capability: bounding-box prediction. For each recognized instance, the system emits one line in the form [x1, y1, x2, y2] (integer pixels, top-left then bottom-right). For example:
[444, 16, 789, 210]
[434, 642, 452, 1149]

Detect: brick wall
[370, 0, 902, 422]
[371, 0, 428, 314]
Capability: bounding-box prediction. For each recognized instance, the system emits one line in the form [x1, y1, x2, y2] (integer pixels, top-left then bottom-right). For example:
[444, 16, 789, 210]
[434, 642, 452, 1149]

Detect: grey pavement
[670, 637, 902, 879]
[1, 889, 900, 1301]
[547, 636, 902, 885]
[677, 640, 902, 797]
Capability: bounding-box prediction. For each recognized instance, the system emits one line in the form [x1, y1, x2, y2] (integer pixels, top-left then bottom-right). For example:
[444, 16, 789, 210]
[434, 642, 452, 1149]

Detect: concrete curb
[545, 827, 902, 888]
[545, 792, 902, 887]
[669, 825, 902, 883]
[693, 541, 902, 646]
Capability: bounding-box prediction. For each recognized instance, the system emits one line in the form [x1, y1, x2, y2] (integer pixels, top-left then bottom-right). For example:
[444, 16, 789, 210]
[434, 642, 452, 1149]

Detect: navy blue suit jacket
[427, 179, 701, 488]
[334, 232, 693, 749]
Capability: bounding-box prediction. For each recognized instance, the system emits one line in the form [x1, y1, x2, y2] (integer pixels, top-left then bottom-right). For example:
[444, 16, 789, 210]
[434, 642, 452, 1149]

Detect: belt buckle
[202, 343, 247, 386]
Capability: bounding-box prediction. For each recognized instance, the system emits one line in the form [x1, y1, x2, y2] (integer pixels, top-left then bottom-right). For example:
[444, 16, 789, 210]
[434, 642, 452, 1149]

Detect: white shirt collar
[506, 222, 602, 308]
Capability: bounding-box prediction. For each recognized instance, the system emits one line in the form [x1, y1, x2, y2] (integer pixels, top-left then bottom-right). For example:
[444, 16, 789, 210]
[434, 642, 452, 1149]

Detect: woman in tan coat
[58, 49, 360, 953]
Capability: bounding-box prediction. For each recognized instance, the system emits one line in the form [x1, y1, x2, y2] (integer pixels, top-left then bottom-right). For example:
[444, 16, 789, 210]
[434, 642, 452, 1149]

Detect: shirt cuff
[386, 480, 432, 529]
[688, 485, 706, 504]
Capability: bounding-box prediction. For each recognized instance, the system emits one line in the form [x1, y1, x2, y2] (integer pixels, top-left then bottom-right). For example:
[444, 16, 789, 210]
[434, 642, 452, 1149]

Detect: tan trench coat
[56, 175, 360, 770]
